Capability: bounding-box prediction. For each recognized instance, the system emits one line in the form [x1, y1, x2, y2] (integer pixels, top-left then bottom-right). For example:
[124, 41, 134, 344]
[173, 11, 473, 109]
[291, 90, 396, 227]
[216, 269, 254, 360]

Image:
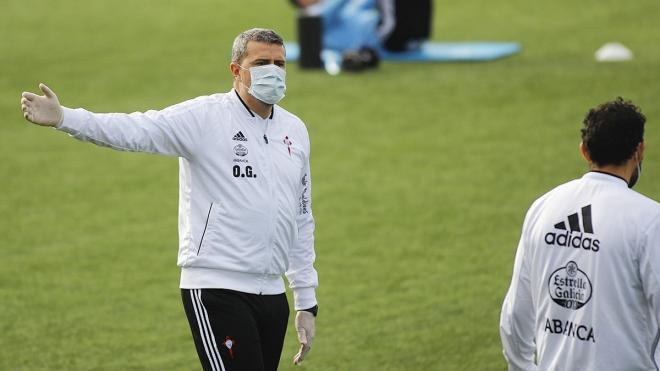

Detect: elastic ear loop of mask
[236, 64, 251, 91]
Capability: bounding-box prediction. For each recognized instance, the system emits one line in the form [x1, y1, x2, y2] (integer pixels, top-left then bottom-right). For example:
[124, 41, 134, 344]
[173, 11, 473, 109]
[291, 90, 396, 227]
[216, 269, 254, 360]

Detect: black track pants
[181, 289, 290, 371]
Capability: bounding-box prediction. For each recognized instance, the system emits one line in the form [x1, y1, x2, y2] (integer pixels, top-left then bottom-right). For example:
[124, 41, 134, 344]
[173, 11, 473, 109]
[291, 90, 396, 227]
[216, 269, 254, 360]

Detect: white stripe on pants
[190, 289, 225, 371]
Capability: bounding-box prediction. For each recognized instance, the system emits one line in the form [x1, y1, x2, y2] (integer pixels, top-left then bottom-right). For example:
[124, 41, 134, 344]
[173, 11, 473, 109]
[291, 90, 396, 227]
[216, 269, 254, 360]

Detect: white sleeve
[500, 209, 538, 371]
[638, 215, 660, 326]
[55, 97, 208, 158]
[285, 135, 318, 311]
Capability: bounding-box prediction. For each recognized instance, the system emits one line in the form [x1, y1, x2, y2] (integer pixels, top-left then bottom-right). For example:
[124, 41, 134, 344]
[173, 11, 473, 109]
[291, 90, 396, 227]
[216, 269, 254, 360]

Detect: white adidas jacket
[500, 172, 660, 370]
[56, 90, 317, 310]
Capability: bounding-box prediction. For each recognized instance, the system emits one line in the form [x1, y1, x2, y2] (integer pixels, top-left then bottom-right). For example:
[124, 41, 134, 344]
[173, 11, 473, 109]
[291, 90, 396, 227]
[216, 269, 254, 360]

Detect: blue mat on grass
[285, 41, 521, 63]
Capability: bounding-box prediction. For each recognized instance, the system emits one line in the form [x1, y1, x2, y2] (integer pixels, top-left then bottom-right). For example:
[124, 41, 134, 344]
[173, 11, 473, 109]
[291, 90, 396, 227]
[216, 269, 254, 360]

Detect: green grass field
[2, 0, 660, 370]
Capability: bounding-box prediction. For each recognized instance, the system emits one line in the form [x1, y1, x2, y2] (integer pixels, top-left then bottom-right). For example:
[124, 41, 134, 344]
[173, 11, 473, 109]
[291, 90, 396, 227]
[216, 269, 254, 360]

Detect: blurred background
[1, 0, 659, 370]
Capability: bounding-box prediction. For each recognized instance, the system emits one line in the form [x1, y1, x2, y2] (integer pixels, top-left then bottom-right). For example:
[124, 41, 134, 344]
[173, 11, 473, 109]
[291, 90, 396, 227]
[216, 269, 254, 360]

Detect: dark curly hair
[581, 97, 646, 166]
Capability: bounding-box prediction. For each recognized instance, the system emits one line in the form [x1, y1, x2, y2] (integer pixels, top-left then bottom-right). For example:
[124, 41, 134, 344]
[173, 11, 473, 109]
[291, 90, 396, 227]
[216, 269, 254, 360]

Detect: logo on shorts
[222, 336, 236, 359]
[233, 144, 248, 157]
[548, 261, 593, 310]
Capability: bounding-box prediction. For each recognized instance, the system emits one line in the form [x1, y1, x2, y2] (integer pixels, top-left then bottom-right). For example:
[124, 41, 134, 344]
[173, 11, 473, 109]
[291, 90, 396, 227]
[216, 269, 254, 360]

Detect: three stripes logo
[544, 205, 600, 252]
[554, 205, 594, 233]
[232, 131, 247, 141]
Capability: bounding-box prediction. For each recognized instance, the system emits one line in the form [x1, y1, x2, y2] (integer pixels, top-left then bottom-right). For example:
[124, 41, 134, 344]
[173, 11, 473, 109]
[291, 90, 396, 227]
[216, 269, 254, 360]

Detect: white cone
[595, 42, 633, 62]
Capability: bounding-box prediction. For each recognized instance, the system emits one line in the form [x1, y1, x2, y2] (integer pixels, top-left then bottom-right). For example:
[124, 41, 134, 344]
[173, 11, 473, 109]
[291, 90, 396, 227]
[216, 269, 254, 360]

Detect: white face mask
[238, 64, 286, 105]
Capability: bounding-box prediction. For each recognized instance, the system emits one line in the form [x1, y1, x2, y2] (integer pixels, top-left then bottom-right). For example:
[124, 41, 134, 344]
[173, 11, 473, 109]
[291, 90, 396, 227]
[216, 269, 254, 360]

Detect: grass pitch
[2, 0, 660, 370]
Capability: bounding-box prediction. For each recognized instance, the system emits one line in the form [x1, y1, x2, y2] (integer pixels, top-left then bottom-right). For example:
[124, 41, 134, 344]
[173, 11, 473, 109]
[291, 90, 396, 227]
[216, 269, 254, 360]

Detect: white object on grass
[595, 42, 633, 62]
[322, 50, 342, 76]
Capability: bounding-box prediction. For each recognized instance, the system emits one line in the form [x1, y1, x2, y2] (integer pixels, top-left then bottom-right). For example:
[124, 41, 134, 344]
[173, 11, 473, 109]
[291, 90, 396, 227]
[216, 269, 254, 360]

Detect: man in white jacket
[20, 28, 318, 371]
[500, 97, 660, 370]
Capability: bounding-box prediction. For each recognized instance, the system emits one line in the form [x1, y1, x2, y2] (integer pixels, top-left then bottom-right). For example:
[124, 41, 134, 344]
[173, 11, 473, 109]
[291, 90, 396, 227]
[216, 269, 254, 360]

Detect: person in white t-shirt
[500, 97, 660, 371]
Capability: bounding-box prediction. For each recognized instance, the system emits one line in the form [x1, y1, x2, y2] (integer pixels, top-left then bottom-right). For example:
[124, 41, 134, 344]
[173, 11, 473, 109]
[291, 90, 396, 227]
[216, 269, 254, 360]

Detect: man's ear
[229, 63, 240, 79]
[579, 142, 592, 164]
[637, 141, 645, 161]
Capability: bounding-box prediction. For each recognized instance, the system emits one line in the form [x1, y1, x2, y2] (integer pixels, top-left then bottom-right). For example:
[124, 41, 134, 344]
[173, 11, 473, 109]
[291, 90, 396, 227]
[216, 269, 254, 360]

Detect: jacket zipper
[261, 118, 277, 280]
[263, 117, 270, 144]
[197, 202, 214, 255]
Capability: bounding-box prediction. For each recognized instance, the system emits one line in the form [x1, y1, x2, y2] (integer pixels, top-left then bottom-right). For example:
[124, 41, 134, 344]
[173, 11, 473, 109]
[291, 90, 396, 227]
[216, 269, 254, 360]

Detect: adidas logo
[554, 205, 594, 233]
[544, 205, 600, 252]
[232, 131, 247, 141]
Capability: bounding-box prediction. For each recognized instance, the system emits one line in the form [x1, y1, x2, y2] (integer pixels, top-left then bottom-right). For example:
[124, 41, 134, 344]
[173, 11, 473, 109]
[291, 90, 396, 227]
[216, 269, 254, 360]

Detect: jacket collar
[232, 89, 274, 119]
[583, 171, 628, 187]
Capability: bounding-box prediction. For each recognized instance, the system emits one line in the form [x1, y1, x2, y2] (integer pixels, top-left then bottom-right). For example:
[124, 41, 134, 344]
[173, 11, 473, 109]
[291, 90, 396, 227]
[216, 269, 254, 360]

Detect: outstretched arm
[20, 83, 205, 158]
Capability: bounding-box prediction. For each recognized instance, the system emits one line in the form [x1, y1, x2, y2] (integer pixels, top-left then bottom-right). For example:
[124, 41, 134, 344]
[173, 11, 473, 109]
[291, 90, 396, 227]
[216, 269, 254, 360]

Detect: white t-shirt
[501, 172, 660, 371]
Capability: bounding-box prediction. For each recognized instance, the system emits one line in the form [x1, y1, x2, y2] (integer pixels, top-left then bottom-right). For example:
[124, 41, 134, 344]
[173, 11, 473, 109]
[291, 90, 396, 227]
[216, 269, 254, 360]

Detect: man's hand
[21, 83, 63, 127]
[293, 310, 315, 365]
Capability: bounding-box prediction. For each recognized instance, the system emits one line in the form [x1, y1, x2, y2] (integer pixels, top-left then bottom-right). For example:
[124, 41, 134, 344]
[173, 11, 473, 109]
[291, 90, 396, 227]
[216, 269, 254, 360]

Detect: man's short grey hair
[231, 28, 285, 64]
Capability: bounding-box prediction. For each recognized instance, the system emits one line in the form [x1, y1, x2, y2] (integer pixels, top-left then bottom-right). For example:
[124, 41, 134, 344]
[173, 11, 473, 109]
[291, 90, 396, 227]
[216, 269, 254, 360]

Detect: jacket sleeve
[285, 134, 318, 311]
[638, 215, 660, 328]
[500, 208, 538, 371]
[55, 97, 208, 159]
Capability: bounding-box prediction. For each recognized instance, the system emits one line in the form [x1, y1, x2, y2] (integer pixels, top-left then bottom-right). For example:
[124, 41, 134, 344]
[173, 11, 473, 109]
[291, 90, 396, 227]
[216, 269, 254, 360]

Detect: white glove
[21, 83, 63, 127]
[293, 310, 315, 365]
